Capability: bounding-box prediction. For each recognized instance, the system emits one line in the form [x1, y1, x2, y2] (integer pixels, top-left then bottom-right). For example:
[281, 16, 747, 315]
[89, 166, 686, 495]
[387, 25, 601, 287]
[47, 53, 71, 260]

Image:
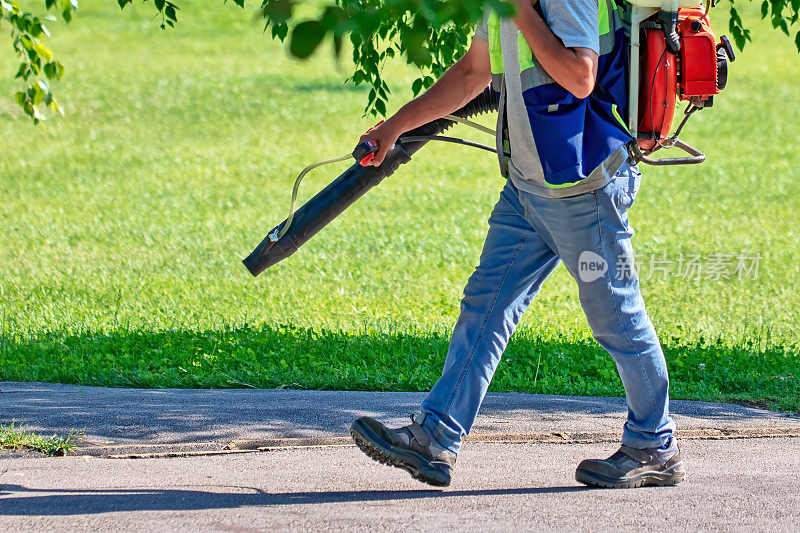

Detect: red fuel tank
[677, 7, 719, 99]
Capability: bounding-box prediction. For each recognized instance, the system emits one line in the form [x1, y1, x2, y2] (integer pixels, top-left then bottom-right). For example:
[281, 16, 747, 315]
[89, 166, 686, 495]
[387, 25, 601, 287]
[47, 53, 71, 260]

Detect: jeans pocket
[612, 162, 642, 212]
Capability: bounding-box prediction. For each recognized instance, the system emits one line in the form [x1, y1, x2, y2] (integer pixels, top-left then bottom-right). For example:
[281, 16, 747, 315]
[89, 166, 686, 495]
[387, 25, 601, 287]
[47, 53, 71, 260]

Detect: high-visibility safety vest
[488, 0, 633, 188]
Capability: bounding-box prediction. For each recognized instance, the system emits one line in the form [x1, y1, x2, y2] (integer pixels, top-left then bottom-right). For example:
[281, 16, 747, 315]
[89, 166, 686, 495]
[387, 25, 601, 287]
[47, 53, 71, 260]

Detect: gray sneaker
[350, 415, 456, 487]
[575, 438, 686, 489]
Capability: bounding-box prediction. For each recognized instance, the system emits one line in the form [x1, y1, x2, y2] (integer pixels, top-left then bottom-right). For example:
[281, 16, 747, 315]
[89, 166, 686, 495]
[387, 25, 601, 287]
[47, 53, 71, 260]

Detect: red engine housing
[678, 7, 719, 99]
[638, 27, 677, 152]
[637, 7, 722, 152]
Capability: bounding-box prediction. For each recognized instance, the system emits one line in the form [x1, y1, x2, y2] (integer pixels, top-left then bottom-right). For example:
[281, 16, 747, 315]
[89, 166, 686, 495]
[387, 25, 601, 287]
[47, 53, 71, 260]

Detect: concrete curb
[83, 426, 800, 459]
[4, 382, 799, 458]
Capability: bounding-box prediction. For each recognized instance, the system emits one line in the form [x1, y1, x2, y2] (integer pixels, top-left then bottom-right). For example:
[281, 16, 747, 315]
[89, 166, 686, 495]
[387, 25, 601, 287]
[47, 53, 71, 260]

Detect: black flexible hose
[399, 135, 509, 157]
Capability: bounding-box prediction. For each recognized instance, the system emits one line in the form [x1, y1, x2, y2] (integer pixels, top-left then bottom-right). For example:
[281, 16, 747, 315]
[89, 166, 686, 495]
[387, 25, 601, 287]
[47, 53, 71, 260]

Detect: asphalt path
[2, 438, 799, 531]
[2, 382, 799, 531]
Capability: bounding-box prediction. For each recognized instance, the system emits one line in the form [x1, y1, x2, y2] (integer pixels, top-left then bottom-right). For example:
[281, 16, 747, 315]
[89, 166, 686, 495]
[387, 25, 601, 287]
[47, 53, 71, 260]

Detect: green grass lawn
[0, 1, 797, 412]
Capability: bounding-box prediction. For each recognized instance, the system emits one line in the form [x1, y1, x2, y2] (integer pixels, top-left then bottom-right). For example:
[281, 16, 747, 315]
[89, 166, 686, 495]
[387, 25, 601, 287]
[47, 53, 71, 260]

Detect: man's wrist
[387, 107, 415, 135]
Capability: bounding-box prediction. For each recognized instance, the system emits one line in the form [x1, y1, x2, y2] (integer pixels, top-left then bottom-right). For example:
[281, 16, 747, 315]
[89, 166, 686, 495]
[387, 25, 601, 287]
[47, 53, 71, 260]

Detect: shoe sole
[575, 462, 686, 489]
[350, 420, 451, 487]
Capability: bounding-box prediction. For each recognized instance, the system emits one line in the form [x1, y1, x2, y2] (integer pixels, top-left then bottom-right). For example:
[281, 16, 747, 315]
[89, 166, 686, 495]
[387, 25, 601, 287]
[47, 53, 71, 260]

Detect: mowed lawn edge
[1, 325, 797, 413]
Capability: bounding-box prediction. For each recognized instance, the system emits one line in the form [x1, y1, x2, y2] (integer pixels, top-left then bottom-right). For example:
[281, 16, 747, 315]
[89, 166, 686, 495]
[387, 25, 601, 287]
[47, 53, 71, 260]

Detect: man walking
[350, 0, 684, 489]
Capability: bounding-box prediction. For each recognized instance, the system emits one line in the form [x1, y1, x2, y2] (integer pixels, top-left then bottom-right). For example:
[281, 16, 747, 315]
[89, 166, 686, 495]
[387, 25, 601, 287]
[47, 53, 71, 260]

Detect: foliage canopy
[3, 0, 799, 123]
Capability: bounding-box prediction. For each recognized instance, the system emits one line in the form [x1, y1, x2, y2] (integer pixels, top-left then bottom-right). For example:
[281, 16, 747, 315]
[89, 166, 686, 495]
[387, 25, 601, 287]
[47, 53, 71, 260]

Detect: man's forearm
[359, 38, 491, 166]
[389, 62, 490, 134]
[513, 2, 597, 98]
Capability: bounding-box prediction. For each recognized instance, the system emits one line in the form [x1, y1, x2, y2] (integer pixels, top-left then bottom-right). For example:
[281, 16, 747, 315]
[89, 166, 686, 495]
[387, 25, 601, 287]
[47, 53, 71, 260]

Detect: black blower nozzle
[242, 87, 499, 277]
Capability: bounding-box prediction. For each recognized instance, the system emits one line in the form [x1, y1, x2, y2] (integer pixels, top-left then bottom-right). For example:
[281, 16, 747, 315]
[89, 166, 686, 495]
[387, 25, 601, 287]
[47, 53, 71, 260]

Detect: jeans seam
[594, 189, 659, 434]
[442, 230, 533, 420]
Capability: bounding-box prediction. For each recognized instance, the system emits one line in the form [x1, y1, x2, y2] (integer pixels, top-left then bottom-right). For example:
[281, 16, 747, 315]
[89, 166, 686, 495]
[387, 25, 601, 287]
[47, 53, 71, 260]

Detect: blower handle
[353, 140, 380, 166]
[630, 139, 706, 165]
[717, 35, 735, 62]
[352, 120, 385, 166]
[659, 10, 681, 54]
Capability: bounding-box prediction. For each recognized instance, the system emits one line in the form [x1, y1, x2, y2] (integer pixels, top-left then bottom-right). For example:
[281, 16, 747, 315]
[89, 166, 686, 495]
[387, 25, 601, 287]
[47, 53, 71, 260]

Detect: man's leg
[525, 165, 675, 449]
[418, 180, 561, 453]
[521, 163, 682, 488]
[350, 179, 560, 485]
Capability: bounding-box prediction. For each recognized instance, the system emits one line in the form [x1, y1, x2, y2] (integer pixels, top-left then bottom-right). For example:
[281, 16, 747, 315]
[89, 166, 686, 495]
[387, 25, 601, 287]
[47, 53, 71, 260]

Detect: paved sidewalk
[2, 382, 798, 455]
[2, 382, 800, 531]
[2, 438, 799, 530]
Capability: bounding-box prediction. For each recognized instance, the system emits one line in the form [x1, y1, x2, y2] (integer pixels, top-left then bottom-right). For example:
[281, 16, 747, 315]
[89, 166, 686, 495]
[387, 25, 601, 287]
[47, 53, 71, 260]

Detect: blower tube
[242, 87, 500, 277]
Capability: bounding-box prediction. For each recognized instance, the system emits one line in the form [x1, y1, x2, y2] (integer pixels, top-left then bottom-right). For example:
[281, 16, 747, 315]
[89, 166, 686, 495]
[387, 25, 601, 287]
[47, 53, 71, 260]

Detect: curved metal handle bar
[631, 139, 706, 166]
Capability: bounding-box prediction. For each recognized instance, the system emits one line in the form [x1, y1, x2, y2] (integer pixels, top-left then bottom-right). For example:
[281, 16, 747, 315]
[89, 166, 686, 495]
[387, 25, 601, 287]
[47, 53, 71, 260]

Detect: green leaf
[20, 35, 34, 50]
[32, 42, 53, 62]
[60, 0, 77, 23]
[14, 63, 28, 80]
[333, 33, 343, 59]
[374, 98, 386, 116]
[289, 20, 327, 59]
[731, 27, 745, 50]
[320, 5, 346, 30]
[30, 86, 44, 105]
[263, 0, 295, 24]
[401, 27, 432, 67]
[43, 61, 57, 79]
[271, 22, 289, 41]
[411, 77, 423, 96]
[491, 0, 516, 18]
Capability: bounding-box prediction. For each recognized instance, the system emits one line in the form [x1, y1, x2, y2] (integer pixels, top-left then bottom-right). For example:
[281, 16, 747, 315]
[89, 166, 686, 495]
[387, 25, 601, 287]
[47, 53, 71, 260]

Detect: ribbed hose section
[407, 87, 499, 139]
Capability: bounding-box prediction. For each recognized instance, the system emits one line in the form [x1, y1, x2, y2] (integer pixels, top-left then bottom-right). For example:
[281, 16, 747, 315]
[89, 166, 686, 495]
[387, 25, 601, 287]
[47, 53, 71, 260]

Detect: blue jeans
[419, 162, 675, 453]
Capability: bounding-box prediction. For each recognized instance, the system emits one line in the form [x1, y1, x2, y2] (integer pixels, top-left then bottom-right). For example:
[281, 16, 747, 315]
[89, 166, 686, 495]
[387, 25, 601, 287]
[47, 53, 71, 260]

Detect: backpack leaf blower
[627, 0, 734, 165]
[244, 0, 734, 275]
